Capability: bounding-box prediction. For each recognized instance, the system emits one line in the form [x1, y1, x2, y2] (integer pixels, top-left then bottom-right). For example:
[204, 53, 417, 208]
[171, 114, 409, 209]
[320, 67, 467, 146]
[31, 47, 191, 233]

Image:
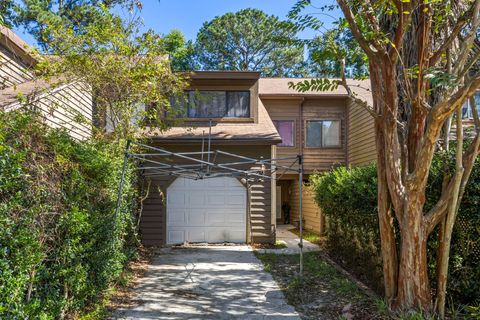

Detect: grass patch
[275, 240, 288, 248]
[251, 240, 288, 250]
[256, 251, 388, 319]
[288, 228, 324, 245]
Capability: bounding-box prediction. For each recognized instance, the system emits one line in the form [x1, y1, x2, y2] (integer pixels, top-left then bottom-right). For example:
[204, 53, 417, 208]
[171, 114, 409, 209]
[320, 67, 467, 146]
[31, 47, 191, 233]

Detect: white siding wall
[5, 82, 93, 140]
[0, 47, 34, 89]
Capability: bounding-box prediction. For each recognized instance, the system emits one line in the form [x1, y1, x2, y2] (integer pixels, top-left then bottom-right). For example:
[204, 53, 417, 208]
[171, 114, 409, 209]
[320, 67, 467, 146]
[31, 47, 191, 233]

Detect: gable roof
[142, 99, 281, 144]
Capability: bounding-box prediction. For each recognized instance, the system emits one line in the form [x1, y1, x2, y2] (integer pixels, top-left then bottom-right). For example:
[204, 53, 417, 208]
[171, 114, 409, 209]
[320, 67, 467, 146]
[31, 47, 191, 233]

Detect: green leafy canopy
[194, 8, 307, 77]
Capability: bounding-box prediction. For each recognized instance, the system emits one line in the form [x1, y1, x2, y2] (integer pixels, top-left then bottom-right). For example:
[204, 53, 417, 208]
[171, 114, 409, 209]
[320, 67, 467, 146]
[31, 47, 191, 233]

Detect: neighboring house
[140, 72, 377, 246]
[0, 27, 92, 140]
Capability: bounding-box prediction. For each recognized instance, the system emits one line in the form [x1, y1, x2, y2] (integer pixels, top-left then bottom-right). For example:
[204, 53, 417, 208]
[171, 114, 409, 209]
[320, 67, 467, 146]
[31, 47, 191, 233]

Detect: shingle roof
[142, 99, 281, 144]
[259, 78, 373, 105]
[0, 77, 66, 109]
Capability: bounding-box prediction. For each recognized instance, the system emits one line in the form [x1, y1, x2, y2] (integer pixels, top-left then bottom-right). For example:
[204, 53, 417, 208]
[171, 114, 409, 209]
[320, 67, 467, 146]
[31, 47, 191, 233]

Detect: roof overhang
[188, 71, 261, 80]
[0, 26, 37, 67]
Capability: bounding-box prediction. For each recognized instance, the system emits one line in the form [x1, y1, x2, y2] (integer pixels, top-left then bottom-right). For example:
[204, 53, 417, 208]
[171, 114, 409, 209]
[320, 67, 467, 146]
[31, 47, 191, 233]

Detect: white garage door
[166, 176, 247, 245]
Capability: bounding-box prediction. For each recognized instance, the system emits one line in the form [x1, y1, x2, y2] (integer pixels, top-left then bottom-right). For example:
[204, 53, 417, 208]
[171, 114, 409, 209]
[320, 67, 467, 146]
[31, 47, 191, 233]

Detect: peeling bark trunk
[396, 216, 431, 310]
[376, 123, 398, 303]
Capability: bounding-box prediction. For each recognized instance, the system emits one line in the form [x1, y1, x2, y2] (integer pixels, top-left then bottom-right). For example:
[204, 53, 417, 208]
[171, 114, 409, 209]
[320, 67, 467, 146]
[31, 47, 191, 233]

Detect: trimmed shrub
[311, 157, 480, 305]
[0, 110, 139, 318]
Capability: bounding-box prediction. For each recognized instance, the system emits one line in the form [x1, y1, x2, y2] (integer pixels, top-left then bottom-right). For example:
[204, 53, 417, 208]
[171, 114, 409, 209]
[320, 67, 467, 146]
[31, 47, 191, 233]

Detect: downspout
[300, 97, 305, 158]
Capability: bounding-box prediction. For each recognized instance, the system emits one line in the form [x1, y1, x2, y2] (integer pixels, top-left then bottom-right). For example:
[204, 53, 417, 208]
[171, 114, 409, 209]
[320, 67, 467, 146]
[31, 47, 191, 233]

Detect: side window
[273, 120, 295, 147]
[322, 120, 341, 147]
[306, 120, 341, 148]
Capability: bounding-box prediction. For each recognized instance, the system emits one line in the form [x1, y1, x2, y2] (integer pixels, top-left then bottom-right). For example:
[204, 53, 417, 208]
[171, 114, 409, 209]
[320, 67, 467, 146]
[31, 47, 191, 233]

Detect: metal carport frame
[114, 139, 306, 275]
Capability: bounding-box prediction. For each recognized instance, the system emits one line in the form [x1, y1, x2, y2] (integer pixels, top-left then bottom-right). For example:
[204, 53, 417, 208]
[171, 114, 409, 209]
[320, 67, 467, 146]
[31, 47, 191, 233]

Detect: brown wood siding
[263, 97, 347, 173]
[289, 179, 325, 234]
[302, 98, 347, 172]
[140, 143, 274, 246]
[347, 98, 376, 166]
[261, 98, 302, 169]
[0, 47, 34, 89]
[5, 82, 93, 140]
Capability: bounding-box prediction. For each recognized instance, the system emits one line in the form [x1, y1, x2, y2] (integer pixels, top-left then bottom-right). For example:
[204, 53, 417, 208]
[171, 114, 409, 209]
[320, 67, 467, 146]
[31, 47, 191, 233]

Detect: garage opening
[113, 139, 309, 274]
[167, 176, 247, 244]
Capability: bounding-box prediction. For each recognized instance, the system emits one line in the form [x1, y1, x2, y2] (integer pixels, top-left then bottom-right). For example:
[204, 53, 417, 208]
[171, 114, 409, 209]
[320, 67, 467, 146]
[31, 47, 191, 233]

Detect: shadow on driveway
[111, 245, 300, 320]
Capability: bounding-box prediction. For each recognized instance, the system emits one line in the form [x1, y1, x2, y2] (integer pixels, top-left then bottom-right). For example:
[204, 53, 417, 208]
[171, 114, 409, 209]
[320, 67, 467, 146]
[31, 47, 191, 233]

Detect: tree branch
[337, 0, 380, 59]
[428, 8, 473, 67]
[339, 59, 379, 118]
[453, 0, 480, 74]
[411, 76, 480, 190]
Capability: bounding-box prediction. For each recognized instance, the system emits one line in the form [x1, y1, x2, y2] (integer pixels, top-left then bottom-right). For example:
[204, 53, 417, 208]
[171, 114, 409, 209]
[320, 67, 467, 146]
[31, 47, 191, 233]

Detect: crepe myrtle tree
[290, 0, 480, 316]
[34, 7, 188, 139]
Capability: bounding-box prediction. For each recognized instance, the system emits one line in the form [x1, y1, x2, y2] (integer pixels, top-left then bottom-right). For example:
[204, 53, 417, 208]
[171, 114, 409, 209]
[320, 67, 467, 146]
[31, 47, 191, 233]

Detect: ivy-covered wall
[0, 111, 138, 318]
[311, 158, 480, 306]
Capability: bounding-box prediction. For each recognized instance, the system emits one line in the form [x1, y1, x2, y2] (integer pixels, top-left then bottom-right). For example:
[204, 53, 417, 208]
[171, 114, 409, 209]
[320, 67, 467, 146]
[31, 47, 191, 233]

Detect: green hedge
[0, 111, 139, 318]
[311, 157, 480, 305]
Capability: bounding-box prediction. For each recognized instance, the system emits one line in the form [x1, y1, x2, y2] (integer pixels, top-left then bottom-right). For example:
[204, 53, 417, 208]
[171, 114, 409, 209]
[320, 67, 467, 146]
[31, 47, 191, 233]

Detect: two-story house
[139, 72, 378, 246]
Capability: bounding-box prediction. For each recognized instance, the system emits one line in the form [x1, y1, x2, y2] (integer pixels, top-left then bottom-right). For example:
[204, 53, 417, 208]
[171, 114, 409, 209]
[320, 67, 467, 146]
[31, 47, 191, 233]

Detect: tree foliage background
[194, 8, 308, 77]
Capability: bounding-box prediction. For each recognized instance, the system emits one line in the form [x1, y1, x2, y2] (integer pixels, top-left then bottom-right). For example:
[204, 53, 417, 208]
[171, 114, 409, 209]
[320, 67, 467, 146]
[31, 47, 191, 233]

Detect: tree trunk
[376, 123, 398, 303]
[395, 203, 431, 311]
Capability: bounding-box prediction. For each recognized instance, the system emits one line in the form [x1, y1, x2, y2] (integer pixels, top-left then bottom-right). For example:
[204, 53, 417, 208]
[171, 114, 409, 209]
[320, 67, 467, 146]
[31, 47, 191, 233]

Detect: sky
[14, 0, 342, 47]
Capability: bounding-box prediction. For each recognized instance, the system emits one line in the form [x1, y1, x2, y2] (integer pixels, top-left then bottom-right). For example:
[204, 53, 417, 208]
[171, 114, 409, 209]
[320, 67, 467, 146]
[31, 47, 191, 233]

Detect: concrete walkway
[257, 225, 321, 255]
[112, 245, 300, 320]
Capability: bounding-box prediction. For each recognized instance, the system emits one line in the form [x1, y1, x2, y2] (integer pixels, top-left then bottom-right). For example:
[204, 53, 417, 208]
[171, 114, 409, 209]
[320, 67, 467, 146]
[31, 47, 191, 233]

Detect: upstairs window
[174, 90, 250, 118]
[306, 120, 341, 148]
[273, 120, 295, 147]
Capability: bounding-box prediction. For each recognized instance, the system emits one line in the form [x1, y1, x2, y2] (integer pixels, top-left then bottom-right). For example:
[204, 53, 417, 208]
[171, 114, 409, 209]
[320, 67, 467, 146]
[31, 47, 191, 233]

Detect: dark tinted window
[172, 90, 250, 118]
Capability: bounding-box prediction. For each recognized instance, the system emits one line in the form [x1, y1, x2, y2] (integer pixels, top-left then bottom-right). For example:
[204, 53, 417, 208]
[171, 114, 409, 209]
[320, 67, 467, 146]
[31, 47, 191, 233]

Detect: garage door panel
[168, 193, 186, 207]
[206, 194, 227, 205]
[168, 230, 185, 244]
[226, 211, 245, 223]
[187, 210, 206, 225]
[206, 178, 226, 187]
[187, 229, 206, 242]
[188, 192, 205, 206]
[229, 230, 246, 242]
[167, 177, 247, 245]
[207, 228, 229, 243]
[168, 209, 186, 225]
[206, 210, 227, 224]
[227, 193, 246, 205]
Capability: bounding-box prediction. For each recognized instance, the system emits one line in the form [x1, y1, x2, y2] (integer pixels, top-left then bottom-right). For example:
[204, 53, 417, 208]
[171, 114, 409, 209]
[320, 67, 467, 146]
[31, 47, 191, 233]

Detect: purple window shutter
[276, 121, 294, 147]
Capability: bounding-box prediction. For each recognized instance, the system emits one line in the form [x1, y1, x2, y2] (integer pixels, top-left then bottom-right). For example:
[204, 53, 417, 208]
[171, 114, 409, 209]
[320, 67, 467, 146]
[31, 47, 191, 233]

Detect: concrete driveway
[112, 245, 300, 320]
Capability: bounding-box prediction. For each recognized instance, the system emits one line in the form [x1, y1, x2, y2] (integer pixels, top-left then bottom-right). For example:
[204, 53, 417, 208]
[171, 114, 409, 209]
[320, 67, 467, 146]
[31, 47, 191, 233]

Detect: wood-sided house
[139, 72, 378, 246]
[10, 26, 479, 247]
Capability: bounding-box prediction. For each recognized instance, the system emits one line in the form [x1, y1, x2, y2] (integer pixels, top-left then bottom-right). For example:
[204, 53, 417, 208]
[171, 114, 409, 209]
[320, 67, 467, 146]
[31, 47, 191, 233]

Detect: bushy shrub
[311, 157, 480, 305]
[0, 111, 139, 318]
